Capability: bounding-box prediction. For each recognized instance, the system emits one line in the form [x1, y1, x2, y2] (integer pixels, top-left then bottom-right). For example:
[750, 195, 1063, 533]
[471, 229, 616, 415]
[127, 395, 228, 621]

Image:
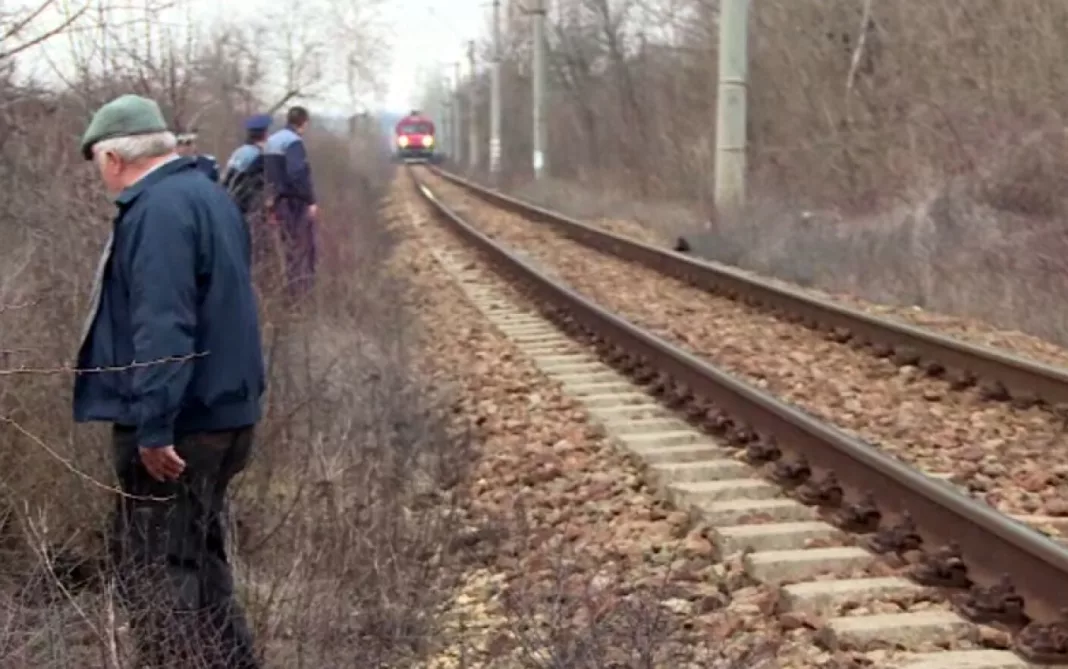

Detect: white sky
[12, 0, 491, 116]
[379, 0, 489, 113]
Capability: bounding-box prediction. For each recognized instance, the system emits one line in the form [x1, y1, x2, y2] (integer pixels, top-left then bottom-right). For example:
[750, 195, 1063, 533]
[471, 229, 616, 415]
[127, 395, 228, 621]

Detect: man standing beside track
[264, 106, 317, 296]
[76, 93, 264, 668]
[223, 114, 272, 268]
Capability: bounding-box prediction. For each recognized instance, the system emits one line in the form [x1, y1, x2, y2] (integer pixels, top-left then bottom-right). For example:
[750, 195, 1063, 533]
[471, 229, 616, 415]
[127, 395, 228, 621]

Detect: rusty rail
[428, 165, 1068, 410]
[411, 167, 1068, 641]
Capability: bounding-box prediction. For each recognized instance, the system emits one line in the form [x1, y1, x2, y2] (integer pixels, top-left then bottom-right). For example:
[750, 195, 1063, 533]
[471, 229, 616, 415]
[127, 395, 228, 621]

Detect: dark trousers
[110, 425, 259, 669]
[275, 199, 316, 296]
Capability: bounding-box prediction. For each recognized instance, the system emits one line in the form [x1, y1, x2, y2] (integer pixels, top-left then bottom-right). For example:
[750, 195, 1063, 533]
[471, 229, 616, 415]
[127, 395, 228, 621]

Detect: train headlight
[397, 135, 409, 147]
[422, 135, 434, 147]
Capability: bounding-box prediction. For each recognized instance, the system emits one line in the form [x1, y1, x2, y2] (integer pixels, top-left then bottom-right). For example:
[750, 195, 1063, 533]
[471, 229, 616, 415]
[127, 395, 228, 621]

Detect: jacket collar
[115, 156, 195, 208]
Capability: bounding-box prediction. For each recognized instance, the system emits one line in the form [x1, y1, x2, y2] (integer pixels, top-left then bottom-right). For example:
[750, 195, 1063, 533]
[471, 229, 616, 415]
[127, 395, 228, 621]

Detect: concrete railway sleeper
[427, 165, 1068, 413]
[409, 168, 1068, 667]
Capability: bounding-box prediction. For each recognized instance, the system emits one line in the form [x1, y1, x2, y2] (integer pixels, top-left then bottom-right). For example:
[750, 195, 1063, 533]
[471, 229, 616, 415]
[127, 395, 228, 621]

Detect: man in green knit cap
[76, 93, 264, 668]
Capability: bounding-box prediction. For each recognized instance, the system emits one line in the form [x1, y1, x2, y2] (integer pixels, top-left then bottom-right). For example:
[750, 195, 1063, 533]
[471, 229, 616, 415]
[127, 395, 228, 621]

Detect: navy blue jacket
[74, 157, 265, 448]
[222, 144, 266, 214]
[264, 127, 315, 204]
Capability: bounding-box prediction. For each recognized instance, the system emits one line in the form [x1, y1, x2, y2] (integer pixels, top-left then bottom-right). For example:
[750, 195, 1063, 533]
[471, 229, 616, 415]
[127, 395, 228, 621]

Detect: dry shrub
[510, 178, 697, 244]
[0, 83, 115, 572]
[484, 518, 713, 667]
[448, 0, 1068, 345]
[0, 70, 481, 667]
[429, 503, 782, 669]
[972, 124, 1068, 219]
[230, 135, 478, 668]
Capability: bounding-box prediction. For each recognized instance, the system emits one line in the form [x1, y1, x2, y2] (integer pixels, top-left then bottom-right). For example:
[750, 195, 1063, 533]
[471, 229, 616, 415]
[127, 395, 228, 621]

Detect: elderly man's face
[93, 147, 126, 195]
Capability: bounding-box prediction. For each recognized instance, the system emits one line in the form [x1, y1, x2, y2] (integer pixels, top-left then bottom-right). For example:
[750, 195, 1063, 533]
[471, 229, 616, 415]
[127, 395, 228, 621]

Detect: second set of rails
[406, 165, 1068, 667]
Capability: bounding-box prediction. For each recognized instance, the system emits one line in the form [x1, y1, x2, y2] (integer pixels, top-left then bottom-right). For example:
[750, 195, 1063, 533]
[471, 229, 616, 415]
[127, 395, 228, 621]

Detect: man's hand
[308, 204, 319, 220]
[139, 445, 186, 481]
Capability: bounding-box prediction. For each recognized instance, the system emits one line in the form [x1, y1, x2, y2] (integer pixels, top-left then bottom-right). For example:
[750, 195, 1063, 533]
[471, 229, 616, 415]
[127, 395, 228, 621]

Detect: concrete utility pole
[439, 84, 450, 160]
[489, 0, 503, 180]
[452, 61, 463, 164]
[531, 0, 547, 180]
[467, 40, 479, 169]
[713, 0, 749, 215]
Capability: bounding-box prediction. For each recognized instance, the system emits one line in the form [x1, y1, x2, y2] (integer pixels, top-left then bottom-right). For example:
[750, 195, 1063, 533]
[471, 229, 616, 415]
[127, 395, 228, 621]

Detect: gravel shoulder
[383, 179, 866, 668]
[421, 171, 1068, 521]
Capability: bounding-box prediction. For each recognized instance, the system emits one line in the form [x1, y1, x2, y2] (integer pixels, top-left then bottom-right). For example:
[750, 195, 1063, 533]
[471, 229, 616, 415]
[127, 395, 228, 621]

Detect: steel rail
[428, 166, 1068, 409]
[411, 167, 1068, 629]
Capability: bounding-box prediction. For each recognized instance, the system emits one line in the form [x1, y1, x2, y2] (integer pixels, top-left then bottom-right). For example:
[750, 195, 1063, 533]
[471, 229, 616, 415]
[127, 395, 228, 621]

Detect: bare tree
[445, 0, 1068, 211]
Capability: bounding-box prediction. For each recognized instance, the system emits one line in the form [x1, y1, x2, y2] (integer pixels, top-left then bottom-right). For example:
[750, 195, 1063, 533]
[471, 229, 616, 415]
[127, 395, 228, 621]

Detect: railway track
[406, 166, 1068, 668]
[427, 165, 1068, 409]
[416, 167, 1068, 528]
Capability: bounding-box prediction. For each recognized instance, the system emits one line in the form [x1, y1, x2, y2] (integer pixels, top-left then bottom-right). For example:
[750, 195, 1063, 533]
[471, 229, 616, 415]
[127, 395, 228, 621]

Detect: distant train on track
[393, 110, 438, 163]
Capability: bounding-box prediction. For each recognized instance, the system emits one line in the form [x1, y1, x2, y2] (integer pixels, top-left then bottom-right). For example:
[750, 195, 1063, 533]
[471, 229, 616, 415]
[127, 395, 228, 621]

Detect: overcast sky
[380, 0, 489, 113]
[19, 0, 491, 116]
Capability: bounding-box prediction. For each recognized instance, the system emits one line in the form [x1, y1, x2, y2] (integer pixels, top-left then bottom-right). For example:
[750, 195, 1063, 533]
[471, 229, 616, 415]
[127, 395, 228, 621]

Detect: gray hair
[93, 130, 177, 164]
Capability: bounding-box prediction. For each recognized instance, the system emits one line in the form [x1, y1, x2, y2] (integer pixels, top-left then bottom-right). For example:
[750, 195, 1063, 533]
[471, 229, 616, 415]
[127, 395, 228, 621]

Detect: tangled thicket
[0, 4, 482, 664]
[442, 0, 1068, 344]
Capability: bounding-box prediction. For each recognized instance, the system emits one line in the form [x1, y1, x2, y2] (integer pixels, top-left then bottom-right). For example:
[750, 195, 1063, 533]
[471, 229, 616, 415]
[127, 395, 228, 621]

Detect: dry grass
[0, 64, 483, 666]
[449, 0, 1068, 348]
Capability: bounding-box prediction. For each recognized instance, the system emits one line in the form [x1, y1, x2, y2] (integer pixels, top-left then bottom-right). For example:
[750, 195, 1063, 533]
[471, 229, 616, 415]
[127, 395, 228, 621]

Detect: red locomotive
[394, 110, 436, 162]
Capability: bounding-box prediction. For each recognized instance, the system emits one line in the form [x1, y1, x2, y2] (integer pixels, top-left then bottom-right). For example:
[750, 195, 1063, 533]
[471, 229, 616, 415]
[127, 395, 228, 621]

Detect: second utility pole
[489, 0, 502, 181]
[713, 0, 749, 214]
[452, 61, 463, 164]
[531, 0, 547, 180]
[467, 40, 479, 170]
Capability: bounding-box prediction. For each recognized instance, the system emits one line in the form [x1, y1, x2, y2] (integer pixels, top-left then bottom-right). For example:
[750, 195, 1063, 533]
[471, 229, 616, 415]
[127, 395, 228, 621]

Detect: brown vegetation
[0, 1, 476, 665]
[445, 0, 1068, 346]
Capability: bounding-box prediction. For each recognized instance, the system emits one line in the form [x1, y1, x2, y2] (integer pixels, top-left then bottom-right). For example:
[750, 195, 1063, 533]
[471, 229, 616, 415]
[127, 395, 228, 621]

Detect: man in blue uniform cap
[222, 114, 273, 268]
[176, 128, 220, 181]
[222, 114, 272, 212]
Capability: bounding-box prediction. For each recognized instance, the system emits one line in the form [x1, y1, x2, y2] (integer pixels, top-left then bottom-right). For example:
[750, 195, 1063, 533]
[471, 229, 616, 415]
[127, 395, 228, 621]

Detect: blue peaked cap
[245, 114, 272, 131]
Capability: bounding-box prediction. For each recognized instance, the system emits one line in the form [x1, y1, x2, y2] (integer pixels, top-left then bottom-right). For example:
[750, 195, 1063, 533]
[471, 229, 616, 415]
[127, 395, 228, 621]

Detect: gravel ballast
[420, 171, 1068, 523]
[385, 179, 870, 668]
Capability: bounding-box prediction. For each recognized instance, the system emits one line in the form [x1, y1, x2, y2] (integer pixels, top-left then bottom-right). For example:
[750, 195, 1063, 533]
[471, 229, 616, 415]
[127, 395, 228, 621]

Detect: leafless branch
[0, 0, 92, 61]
